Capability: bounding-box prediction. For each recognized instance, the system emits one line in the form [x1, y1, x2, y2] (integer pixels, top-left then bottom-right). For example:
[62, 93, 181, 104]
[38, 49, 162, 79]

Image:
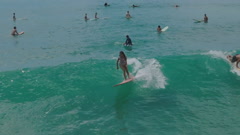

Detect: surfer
[95, 12, 99, 19]
[13, 13, 16, 21]
[227, 54, 240, 68]
[84, 13, 89, 20]
[204, 14, 208, 23]
[11, 26, 19, 36]
[116, 51, 130, 80]
[124, 35, 133, 46]
[157, 25, 162, 32]
[126, 11, 131, 18]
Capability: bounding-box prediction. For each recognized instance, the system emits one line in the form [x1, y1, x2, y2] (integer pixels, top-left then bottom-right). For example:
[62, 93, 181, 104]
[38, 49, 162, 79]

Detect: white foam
[204, 50, 229, 59]
[205, 50, 240, 76]
[128, 58, 167, 89]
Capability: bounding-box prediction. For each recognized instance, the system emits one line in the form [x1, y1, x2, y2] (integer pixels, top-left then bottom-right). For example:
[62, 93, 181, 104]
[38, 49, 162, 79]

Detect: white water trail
[128, 58, 167, 89]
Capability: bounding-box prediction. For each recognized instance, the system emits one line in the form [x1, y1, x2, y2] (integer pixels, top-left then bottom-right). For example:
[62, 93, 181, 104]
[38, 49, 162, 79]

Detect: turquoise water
[1, 0, 240, 134]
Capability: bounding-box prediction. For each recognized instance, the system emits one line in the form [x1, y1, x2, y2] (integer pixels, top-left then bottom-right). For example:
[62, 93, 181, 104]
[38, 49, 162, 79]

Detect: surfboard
[161, 26, 169, 32]
[101, 17, 109, 20]
[124, 44, 132, 51]
[113, 77, 134, 87]
[193, 19, 203, 23]
[90, 18, 99, 21]
[17, 18, 28, 20]
[18, 31, 24, 35]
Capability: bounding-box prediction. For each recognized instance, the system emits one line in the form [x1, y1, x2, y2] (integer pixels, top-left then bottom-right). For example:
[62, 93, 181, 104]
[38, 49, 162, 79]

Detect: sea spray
[128, 58, 167, 89]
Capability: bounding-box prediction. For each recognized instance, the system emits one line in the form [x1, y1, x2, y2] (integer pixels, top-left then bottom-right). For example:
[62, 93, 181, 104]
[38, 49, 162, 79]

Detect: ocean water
[1, 0, 240, 134]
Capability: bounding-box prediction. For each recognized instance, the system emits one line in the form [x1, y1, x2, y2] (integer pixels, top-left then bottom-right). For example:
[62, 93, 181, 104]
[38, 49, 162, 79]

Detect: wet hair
[126, 35, 129, 37]
[120, 51, 127, 60]
[14, 26, 16, 29]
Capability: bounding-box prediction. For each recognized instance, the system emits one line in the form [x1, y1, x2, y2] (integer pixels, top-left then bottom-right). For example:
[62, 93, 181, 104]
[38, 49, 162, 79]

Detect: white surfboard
[113, 77, 134, 87]
[161, 26, 169, 32]
[18, 31, 24, 35]
[17, 18, 28, 20]
[90, 18, 99, 21]
[193, 19, 203, 23]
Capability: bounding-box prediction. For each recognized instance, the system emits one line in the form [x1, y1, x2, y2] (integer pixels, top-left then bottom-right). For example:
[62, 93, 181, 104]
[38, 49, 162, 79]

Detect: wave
[128, 58, 167, 89]
[204, 50, 240, 76]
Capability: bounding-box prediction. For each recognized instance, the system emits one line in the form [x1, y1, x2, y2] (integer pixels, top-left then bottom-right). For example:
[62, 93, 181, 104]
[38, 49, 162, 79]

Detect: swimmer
[204, 14, 208, 23]
[104, 2, 110, 6]
[157, 25, 162, 32]
[227, 54, 240, 68]
[13, 13, 16, 21]
[126, 11, 131, 18]
[116, 51, 130, 80]
[11, 26, 19, 36]
[124, 35, 132, 46]
[84, 13, 89, 20]
[175, 5, 179, 7]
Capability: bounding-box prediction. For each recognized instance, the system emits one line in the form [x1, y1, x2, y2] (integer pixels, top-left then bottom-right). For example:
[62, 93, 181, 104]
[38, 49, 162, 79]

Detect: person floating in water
[227, 54, 240, 68]
[11, 26, 19, 35]
[84, 13, 89, 20]
[175, 5, 179, 7]
[95, 12, 99, 19]
[104, 2, 110, 6]
[157, 25, 162, 32]
[13, 13, 16, 21]
[132, 4, 139, 8]
[116, 51, 130, 80]
[126, 11, 131, 18]
[204, 14, 208, 23]
[124, 35, 132, 46]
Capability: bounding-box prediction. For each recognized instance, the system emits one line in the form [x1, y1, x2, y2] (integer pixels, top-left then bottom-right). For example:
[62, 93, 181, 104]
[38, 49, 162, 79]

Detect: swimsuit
[119, 57, 127, 66]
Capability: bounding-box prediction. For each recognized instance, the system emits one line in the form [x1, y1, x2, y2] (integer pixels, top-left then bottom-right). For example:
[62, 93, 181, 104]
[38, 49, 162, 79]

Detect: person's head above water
[14, 26, 16, 29]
